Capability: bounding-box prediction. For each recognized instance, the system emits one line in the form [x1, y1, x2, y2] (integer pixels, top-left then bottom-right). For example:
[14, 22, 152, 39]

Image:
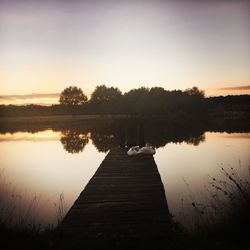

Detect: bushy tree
[90, 85, 122, 114]
[185, 86, 205, 98]
[123, 87, 149, 115]
[91, 85, 122, 103]
[59, 86, 88, 106]
[147, 87, 168, 115]
[184, 86, 205, 114]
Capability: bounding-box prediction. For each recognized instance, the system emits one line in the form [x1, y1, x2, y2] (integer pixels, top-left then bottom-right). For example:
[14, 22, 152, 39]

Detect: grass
[0, 169, 66, 233]
[181, 162, 250, 240]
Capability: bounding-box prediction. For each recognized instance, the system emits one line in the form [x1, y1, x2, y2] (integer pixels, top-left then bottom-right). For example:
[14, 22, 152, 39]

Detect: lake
[0, 120, 249, 229]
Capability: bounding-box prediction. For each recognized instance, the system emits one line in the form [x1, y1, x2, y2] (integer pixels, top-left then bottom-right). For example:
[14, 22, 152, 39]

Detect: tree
[147, 87, 168, 115]
[184, 86, 205, 114]
[59, 86, 88, 106]
[90, 85, 122, 114]
[185, 86, 205, 98]
[90, 85, 122, 103]
[123, 87, 149, 115]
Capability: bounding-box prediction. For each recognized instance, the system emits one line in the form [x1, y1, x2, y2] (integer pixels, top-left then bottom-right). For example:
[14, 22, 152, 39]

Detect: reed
[0, 169, 66, 233]
[183, 162, 250, 238]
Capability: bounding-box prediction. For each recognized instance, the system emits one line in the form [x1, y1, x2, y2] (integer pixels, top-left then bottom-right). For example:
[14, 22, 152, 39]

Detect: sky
[0, 0, 250, 105]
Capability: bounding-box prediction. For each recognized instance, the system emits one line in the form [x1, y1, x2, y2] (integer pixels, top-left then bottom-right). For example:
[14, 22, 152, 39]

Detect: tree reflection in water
[60, 130, 89, 154]
[59, 119, 207, 154]
[91, 133, 119, 153]
[185, 134, 205, 146]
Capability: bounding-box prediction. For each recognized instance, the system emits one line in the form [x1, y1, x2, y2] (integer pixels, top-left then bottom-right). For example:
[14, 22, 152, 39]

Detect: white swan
[127, 146, 140, 156]
[138, 143, 156, 155]
[127, 143, 156, 156]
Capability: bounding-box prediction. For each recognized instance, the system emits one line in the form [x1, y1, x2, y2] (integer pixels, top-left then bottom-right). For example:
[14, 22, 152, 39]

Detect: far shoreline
[0, 114, 131, 124]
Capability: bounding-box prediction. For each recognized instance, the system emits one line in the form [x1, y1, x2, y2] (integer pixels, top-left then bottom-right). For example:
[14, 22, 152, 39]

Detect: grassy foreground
[0, 224, 244, 250]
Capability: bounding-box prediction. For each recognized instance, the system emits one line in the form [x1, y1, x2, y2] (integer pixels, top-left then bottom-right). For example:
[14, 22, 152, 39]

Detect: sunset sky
[0, 0, 250, 105]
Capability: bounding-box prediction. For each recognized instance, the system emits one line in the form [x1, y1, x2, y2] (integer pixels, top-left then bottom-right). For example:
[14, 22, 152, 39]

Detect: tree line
[0, 85, 249, 121]
[59, 85, 205, 117]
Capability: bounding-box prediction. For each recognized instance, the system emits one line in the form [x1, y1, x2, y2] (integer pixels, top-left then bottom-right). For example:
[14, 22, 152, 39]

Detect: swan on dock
[127, 143, 156, 156]
[127, 146, 140, 156]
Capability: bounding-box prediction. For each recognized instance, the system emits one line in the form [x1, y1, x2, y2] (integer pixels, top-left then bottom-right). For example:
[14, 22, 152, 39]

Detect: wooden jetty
[60, 148, 171, 239]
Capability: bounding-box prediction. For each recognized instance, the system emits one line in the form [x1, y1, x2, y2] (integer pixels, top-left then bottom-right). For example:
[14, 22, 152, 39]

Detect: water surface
[0, 123, 249, 228]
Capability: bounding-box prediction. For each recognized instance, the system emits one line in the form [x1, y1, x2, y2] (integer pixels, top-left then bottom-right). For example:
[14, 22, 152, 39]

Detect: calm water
[0, 123, 249, 228]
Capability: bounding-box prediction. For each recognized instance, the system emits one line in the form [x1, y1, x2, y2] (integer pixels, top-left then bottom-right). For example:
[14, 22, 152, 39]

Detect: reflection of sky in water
[0, 130, 106, 226]
[0, 130, 249, 227]
[0, 130, 60, 141]
[155, 132, 250, 227]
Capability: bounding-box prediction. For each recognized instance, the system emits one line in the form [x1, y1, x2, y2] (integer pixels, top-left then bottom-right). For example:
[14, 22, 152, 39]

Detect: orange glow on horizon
[205, 87, 250, 97]
[0, 97, 60, 106]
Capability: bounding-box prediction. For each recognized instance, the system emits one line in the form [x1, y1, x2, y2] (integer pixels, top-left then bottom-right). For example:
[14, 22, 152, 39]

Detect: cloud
[0, 93, 60, 100]
[0, 93, 60, 105]
[218, 85, 250, 91]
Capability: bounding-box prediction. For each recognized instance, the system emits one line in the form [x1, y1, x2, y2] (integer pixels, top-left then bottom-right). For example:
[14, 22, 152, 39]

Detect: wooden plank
[60, 148, 171, 238]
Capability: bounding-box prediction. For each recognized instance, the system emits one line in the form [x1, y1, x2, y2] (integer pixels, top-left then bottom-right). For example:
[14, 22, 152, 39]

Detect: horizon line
[1, 84, 250, 98]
